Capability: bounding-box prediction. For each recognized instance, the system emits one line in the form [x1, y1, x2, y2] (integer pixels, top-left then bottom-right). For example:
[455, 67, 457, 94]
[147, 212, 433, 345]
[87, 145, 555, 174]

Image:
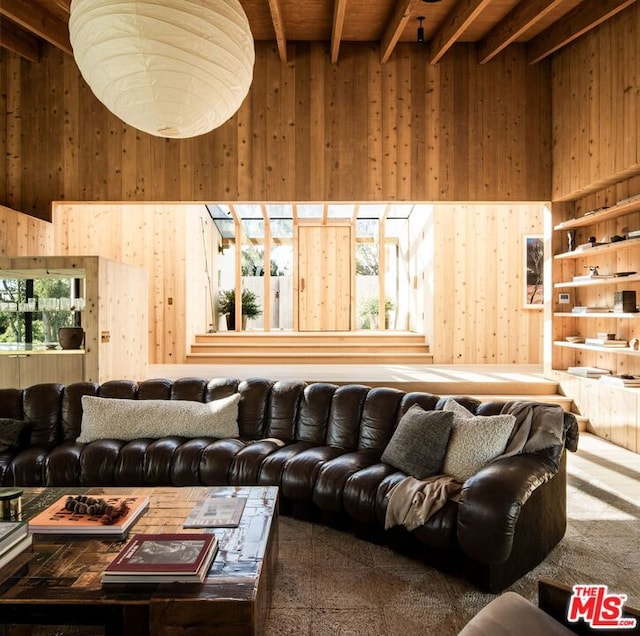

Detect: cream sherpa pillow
[442, 399, 515, 482]
[77, 394, 241, 443]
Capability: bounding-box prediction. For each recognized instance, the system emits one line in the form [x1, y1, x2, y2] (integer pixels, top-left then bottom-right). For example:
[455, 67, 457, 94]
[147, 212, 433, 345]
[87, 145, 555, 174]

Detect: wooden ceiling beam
[380, 0, 418, 64]
[428, 0, 493, 65]
[478, 0, 565, 64]
[331, 0, 348, 63]
[0, 17, 41, 62]
[267, 0, 288, 63]
[0, 0, 72, 55]
[49, 0, 71, 12]
[528, 0, 637, 64]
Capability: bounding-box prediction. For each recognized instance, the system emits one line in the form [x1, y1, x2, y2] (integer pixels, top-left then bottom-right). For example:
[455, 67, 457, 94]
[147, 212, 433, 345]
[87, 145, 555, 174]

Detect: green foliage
[358, 296, 396, 317]
[0, 277, 76, 343]
[241, 247, 286, 276]
[218, 288, 262, 319]
[355, 244, 379, 275]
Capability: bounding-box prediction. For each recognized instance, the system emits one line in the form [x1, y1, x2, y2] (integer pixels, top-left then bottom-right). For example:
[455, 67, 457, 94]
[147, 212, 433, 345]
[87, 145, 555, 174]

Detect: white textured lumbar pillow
[442, 399, 516, 482]
[77, 394, 241, 443]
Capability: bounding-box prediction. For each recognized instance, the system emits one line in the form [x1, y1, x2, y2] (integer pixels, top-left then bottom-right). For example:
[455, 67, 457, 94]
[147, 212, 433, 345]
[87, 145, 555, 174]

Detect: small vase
[58, 327, 85, 349]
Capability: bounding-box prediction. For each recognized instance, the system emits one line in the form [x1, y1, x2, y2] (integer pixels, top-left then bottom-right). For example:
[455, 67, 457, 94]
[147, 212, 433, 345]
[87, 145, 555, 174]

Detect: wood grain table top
[0, 485, 279, 636]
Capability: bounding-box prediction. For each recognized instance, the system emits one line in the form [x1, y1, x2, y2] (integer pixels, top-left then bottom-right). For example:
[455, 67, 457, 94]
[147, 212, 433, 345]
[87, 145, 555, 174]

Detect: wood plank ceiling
[1, 0, 636, 66]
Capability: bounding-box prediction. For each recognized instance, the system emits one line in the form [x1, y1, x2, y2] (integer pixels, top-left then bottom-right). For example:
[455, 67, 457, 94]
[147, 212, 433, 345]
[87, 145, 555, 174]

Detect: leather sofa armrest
[457, 452, 559, 564]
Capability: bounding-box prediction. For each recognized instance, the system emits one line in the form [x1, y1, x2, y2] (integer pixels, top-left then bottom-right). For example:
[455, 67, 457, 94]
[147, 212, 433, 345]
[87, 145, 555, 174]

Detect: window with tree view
[0, 277, 84, 347]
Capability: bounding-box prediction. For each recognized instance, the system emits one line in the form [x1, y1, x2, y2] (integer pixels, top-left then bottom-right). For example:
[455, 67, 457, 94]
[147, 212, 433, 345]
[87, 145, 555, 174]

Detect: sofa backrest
[0, 384, 63, 448]
[0, 377, 467, 453]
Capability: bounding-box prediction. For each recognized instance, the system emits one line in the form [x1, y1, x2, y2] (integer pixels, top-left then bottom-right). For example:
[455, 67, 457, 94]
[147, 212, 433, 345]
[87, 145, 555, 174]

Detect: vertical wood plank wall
[431, 203, 544, 364]
[0, 205, 53, 256]
[0, 255, 147, 383]
[97, 258, 148, 382]
[551, 3, 640, 201]
[0, 43, 551, 220]
[53, 203, 215, 364]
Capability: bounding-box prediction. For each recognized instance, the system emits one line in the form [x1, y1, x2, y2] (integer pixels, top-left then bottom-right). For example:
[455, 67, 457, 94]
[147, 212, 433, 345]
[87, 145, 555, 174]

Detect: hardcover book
[183, 495, 247, 528]
[0, 534, 32, 571]
[28, 494, 149, 537]
[0, 521, 28, 554]
[102, 533, 218, 583]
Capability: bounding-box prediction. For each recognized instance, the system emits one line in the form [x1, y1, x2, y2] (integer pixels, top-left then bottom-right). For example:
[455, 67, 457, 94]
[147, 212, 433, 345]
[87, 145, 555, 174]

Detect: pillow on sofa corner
[0, 418, 25, 453]
[381, 405, 454, 479]
[77, 393, 241, 443]
[442, 399, 516, 482]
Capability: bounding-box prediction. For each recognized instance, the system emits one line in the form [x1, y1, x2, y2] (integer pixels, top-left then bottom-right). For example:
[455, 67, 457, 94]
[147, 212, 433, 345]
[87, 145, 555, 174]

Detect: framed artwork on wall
[524, 234, 544, 308]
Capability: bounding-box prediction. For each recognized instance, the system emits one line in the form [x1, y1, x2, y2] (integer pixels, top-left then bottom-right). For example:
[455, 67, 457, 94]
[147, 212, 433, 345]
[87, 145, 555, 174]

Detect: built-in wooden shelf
[553, 197, 640, 231]
[555, 370, 640, 392]
[553, 340, 640, 356]
[554, 274, 640, 288]
[554, 312, 640, 318]
[554, 236, 640, 260]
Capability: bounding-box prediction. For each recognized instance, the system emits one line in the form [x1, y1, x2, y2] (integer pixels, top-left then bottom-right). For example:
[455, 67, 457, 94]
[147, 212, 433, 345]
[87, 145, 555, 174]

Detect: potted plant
[358, 296, 396, 329]
[218, 288, 262, 330]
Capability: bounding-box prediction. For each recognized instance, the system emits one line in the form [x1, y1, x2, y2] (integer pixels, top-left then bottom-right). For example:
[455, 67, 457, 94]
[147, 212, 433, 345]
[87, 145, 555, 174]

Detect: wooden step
[188, 331, 431, 365]
[194, 331, 426, 345]
[190, 342, 429, 354]
[184, 351, 435, 365]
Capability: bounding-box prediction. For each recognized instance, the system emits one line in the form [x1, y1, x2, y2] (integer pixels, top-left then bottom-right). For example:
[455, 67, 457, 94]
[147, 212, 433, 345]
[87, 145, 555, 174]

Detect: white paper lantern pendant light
[69, 0, 255, 138]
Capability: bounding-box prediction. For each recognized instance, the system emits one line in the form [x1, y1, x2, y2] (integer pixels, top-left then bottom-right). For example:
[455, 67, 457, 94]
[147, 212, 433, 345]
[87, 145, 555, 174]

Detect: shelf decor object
[58, 327, 85, 350]
[69, 0, 255, 138]
[552, 194, 640, 364]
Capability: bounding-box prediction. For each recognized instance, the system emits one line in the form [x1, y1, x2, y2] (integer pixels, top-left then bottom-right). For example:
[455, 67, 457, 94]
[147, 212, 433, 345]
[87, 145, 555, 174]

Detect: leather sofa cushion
[381, 406, 453, 479]
[77, 394, 241, 442]
[0, 418, 25, 452]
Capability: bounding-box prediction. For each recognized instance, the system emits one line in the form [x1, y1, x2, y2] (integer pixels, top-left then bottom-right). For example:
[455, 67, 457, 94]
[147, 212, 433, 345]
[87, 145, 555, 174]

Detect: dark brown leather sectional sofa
[0, 377, 579, 592]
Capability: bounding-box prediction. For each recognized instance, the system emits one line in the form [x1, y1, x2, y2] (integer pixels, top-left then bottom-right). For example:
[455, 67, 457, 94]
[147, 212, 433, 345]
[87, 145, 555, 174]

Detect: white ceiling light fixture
[69, 0, 255, 138]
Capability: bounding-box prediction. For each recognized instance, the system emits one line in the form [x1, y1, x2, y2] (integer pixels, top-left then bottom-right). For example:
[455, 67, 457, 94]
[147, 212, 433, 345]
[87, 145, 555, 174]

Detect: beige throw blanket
[384, 475, 462, 531]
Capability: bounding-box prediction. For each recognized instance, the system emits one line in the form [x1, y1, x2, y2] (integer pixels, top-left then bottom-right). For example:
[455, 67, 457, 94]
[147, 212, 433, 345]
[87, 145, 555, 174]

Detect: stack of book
[599, 375, 640, 388]
[585, 337, 629, 348]
[571, 307, 609, 314]
[0, 521, 32, 570]
[102, 533, 218, 584]
[567, 366, 611, 378]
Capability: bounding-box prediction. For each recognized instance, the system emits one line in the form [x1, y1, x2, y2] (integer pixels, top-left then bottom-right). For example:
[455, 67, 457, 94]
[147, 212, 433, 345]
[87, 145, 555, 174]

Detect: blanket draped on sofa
[384, 402, 571, 531]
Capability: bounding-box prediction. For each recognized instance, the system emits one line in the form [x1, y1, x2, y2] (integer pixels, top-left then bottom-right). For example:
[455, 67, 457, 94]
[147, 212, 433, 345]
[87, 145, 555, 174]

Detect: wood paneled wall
[0, 255, 147, 383]
[0, 205, 53, 256]
[53, 203, 215, 365]
[431, 203, 545, 364]
[0, 42, 551, 220]
[552, 3, 640, 201]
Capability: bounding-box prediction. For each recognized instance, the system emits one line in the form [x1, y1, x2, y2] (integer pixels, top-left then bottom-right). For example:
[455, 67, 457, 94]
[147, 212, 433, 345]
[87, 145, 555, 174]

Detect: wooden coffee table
[0, 485, 279, 636]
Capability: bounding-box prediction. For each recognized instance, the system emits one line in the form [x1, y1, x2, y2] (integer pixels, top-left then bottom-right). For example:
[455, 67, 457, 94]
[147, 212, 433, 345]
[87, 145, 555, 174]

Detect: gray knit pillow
[443, 399, 516, 482]
[381, 405, 454, 479]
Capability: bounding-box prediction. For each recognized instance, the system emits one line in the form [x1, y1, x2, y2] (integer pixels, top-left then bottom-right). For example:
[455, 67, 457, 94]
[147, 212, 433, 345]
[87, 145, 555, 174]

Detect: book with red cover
[102, 533, 218, 583]
[28, 495, 149, 537]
